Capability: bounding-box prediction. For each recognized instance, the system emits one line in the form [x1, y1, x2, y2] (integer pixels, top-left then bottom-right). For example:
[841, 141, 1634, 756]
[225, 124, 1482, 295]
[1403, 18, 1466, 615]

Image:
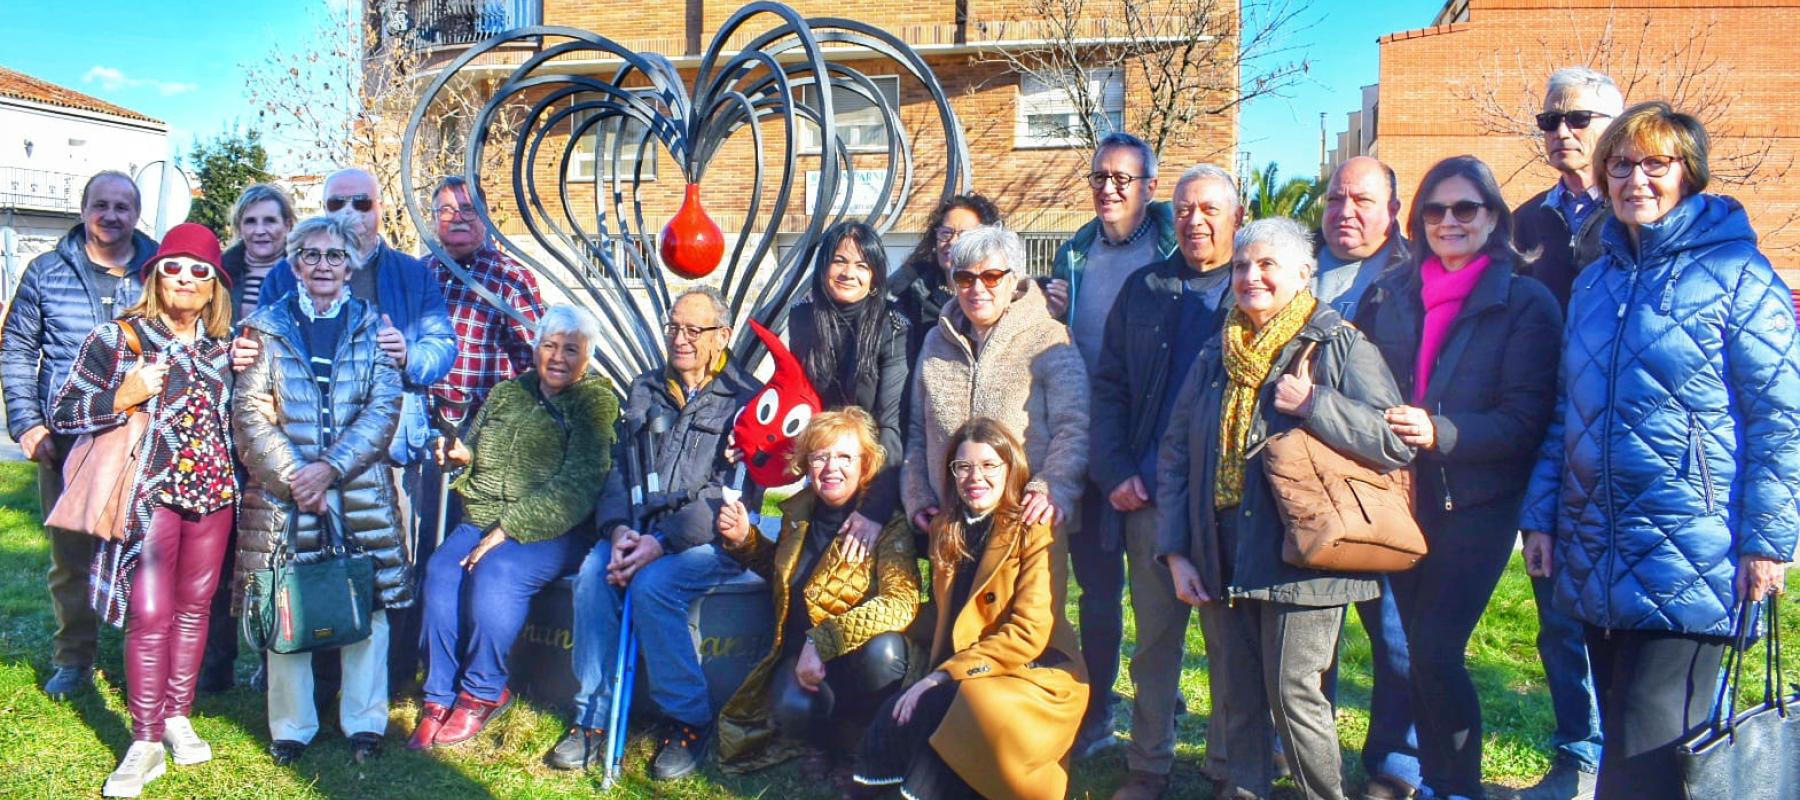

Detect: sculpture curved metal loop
[400, 2, 972, 389]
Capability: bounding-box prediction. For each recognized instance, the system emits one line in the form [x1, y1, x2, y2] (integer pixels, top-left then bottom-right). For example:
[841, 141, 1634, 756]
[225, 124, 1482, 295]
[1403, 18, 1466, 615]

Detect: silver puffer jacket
[230, 294, 410, 614]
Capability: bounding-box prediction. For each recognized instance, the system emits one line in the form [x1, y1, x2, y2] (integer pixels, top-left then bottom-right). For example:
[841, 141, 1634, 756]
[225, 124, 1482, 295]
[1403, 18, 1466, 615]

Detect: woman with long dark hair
[787, 221, 911, 557]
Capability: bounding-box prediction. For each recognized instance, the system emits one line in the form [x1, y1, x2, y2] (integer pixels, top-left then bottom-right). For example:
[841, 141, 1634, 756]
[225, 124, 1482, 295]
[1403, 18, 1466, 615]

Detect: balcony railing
[406, 0, 542, 48]
[0, 167, 82, 214]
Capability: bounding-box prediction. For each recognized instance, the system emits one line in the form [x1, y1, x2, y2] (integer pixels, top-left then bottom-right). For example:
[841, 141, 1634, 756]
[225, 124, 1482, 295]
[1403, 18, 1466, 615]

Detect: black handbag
[240, 509, 376, 654]
[1678, 595, 1799, 800]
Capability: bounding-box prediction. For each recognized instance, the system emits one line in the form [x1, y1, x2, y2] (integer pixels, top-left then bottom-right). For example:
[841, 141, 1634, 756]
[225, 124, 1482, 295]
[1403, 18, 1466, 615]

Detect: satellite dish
[133, 160, 193, 239]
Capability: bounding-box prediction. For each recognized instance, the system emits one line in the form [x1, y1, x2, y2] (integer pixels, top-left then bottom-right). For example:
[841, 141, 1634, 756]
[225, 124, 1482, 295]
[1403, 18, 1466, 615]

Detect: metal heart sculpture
[399, 1, 972, 390]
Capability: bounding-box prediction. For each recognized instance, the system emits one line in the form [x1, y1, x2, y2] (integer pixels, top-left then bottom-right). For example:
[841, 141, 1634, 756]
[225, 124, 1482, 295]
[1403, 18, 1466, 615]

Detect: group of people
[1, 64, 1794, 800]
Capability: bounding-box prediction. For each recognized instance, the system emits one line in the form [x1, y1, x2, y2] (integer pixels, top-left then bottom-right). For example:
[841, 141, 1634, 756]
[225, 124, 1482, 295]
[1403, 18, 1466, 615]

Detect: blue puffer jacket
[1, 225, 153, 439]
[1520, 194, 1800, 637]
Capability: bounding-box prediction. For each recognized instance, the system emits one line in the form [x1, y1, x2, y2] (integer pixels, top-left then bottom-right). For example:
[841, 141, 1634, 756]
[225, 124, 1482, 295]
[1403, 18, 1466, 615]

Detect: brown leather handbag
[46, 322, 152, 542]
[1261, 340, 1427, 573]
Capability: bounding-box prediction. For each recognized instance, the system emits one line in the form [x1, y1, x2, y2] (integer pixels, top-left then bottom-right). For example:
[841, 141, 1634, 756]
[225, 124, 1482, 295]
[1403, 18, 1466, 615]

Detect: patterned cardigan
[50, 317, 234, 626]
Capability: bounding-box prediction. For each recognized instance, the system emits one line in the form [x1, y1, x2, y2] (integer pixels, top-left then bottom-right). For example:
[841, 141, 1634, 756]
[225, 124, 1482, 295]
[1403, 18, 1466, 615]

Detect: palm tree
[1247, 162, 1325, 229]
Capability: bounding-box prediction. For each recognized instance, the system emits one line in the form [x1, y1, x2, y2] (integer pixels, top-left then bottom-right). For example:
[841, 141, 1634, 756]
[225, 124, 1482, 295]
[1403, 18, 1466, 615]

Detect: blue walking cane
[602, 413, 670, 788]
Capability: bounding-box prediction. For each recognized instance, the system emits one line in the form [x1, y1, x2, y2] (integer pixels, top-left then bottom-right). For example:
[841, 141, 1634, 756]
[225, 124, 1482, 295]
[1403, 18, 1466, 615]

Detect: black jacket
[786, 301, 911, 522]
[1155, 306, 1415, 605]
[1086, 256, 1233, 550]
[1354, 255, 1563, 515]
[890, 257, 954, 368]
[1514, 188, 1609, 310]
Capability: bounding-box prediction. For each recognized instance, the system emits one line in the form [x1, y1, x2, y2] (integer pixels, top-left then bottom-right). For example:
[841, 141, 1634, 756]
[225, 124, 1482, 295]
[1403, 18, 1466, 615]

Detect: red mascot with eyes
[732, 319, 820, 487]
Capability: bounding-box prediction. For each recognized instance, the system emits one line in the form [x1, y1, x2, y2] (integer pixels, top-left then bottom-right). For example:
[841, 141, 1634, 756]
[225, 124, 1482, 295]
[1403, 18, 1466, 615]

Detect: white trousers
[266, 609, 390, 743]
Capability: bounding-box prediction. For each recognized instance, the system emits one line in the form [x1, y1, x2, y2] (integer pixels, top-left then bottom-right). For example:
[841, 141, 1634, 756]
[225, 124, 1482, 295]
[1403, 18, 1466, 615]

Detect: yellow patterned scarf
[1216, 290, 1318, 508]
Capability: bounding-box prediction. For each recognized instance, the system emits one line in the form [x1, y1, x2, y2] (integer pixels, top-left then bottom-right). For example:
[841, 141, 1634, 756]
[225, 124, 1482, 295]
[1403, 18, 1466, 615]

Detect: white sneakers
[101, 741, 166, 798]
[162, 716, 213, 765]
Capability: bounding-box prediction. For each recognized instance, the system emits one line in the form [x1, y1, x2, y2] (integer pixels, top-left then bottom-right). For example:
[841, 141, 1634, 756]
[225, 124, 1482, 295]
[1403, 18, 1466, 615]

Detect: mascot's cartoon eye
[781, 404, 813, 438]
[754, 389, 780, 425]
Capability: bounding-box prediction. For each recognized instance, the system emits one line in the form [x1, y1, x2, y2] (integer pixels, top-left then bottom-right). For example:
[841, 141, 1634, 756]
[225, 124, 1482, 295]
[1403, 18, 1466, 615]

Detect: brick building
[1326, 0, 1800, 275]
[382, 0, 1238, 280]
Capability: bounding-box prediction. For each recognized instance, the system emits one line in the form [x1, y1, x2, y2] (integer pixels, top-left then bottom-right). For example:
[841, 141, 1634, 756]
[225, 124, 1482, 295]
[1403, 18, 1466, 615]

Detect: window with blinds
[1016, 68, 1124, 148]
[797, 75, 902, 153]
[567, 92, 660, 182]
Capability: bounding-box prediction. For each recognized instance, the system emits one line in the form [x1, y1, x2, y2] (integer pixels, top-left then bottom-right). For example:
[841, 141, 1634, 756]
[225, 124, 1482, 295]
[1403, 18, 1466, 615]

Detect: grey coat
[1155, 306, 1415, 606]
[230, 294, 409, 613]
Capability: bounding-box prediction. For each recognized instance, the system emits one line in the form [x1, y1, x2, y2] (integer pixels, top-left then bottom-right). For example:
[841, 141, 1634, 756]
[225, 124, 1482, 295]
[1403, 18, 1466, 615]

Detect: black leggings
[770, 631, 910, 746]
[1584, 625, 1727, 800]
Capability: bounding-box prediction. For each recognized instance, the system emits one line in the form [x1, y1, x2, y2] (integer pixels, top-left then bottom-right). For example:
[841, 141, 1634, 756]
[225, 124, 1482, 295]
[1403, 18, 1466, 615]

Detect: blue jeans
[1532, 575, 1603, 772]
[1326, 581, 1422, 788]
[570, 541, 743, 728]
[420, 523, 586, 707]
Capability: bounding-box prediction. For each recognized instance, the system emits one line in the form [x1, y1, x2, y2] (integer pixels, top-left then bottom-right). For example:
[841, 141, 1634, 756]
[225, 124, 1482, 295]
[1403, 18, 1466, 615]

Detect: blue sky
[3, 0, 1446, 180]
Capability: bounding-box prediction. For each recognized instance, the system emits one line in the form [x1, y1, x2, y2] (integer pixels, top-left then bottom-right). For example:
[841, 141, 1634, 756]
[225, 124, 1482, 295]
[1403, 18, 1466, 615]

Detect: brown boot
[1110, 770, 1170, 800]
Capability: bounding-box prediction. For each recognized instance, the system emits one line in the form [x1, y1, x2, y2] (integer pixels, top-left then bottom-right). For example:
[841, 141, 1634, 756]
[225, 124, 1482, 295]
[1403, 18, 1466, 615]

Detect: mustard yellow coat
[715, 491, 921, 772]
[927, 514, 1088, 800]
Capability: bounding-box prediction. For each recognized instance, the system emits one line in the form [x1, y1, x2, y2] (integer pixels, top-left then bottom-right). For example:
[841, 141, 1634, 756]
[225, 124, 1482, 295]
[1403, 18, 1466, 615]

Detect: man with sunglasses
[249, 167, 458, 694]
[1512, 67, 1621, 800]
[1514, 67, 1625, 310]
[2, 170, 157, 701]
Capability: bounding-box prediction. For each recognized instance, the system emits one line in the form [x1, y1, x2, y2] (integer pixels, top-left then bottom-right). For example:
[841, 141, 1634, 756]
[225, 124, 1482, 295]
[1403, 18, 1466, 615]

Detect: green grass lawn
[0, 460, 1794, 798]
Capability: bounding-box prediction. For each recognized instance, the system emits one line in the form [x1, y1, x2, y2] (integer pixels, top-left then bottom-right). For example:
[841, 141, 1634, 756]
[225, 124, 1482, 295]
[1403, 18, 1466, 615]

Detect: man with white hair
[1088, 163, 1241, 800]
[1512, 66, 1620, 800]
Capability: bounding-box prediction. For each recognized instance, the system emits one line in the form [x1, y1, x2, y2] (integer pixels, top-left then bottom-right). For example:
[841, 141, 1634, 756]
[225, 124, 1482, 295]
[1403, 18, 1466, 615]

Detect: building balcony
[0, 167, 82, 214]
[402, 0, 543, 49]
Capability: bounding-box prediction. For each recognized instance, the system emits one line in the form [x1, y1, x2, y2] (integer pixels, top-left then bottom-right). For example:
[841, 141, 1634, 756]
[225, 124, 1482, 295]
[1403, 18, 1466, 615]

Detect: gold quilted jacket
[716, 490, 921, 770]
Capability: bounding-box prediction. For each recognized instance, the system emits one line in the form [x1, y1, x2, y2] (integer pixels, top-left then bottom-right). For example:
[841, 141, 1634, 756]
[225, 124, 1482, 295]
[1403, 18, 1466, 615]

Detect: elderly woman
[1355, 156, 1562, 800]
[904, 225, 1088, 600]
[221, 183, 297, 319]
[891, 194, 1003, 362]
[857, 417, 1087, 800]
[1157, 217, 1414, 800]
[410, 304, 619, 751]
[1519, 101, 1799, 800]
[232, 214, 405, 767]
[51, 223, 236, 797]
[714, 407, 919, 777]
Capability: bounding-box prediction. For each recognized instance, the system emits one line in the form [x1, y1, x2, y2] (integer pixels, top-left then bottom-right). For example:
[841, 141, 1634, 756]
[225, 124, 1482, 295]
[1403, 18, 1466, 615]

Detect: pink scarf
[1413, 253, 1491, 404]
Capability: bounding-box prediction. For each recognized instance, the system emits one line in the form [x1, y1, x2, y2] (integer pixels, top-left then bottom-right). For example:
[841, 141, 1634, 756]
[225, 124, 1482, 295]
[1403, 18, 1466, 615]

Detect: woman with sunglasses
[231, 214, 407, 767]
[857, 417, 1087, 800]
[891, 194, 1002, 364]
[50, 223, 237, 797]
[1520, 102, 1800, 800]
[902, 225, 1088, 605]
[1353, 155, 1562, 800]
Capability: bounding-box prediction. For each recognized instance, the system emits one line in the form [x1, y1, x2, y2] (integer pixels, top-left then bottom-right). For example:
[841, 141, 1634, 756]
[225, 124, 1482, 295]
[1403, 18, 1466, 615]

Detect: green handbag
[241, 508, 376, 654]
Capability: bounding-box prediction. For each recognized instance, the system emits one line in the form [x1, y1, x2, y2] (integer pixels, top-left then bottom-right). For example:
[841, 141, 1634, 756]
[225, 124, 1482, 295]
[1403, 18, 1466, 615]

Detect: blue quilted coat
[1520, 194, 1800, 637]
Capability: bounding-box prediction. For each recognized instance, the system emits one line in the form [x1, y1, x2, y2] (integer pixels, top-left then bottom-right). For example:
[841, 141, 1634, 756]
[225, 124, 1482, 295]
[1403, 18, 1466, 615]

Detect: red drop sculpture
[660, 183, 725, 279]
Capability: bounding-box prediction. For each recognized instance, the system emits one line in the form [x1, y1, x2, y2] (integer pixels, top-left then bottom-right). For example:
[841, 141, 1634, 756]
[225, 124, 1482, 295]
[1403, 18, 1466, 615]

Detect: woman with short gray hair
[223, 183, 298, 318]
[1157, 216, 1413, 800]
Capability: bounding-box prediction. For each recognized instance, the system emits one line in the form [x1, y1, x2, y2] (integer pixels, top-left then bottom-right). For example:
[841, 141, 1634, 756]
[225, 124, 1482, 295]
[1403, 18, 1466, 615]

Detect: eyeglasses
[806, 452, 855, 470]
[949, 460, 1006, 479]
[951, 268, 1012, 290]
[663, 322, 724, 340]
[1535, 110, 1613, 132]
[325, 194, 375, 213]
[297, 248, 351, 267]
[1088, 172, 1147, 190]
[434, 205, 478, 222]
[1421, 200, 1486, 225]
[157, 260, 215, 281]
[934, 226, 974, 243]
[1605, 154, 1679, 179]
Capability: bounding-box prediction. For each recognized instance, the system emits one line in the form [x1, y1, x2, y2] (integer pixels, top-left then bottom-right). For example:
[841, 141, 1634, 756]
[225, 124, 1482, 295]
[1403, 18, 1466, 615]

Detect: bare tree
[243, 0, 525, 250]
[973, 0, 1313, 161]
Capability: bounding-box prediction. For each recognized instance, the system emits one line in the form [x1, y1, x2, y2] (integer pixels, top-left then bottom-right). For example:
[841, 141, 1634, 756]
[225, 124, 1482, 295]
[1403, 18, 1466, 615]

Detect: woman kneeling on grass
[855, 417, 1087, 800]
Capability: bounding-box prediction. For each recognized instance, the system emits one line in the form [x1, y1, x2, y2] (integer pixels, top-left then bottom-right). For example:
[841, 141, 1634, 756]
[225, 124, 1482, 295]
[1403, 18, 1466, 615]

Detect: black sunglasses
[325, 194, 375, 213]
[1535, 110, 1612, 132]
[1421, 200, 1487, 224]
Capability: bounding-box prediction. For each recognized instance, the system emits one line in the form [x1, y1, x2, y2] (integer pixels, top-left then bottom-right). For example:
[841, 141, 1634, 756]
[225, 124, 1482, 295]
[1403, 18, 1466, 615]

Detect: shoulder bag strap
[1282, 339, 1321, 379]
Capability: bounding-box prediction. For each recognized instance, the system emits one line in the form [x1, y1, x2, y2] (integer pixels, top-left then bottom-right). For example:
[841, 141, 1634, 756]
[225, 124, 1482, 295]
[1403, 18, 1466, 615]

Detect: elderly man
[252, 167, 458, 690]
[550, 286, 760, 780]
[1089, 164, 1242, 800]
[1314, 154, 1423, 800]
[1512, 67, 1621, 800]
[1052, 131, 1180, 756]
[1, 170, 155, 700]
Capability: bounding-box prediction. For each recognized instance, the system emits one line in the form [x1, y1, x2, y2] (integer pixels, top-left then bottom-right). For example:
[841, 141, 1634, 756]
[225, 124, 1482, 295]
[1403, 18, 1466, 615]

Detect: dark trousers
[1584, 626, 1726, 800]
[1388, 499, 1518, 798]
[770, 631, 909, 748]
[421, 522, 585, 707]
[1531, 575, 1604, 771]
[36, 437, 100, 669]
[126, 505, 234, 741]
[1324, 582, 1422, 787]
[388, 461, 454, 688]
[1070, 486, 1125, 735]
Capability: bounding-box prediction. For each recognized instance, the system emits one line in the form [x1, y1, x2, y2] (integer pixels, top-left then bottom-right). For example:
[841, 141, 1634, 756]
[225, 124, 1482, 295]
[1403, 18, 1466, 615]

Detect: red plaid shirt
[428, 245, 545, 425]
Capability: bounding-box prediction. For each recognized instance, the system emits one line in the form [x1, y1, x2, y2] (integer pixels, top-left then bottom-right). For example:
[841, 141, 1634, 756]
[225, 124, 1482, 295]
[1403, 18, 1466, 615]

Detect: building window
[568, 93, 659, 182]
[582, 234, 648, 284]
[1016, 69, 1124, 148]
[797, 75, 901, 154]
